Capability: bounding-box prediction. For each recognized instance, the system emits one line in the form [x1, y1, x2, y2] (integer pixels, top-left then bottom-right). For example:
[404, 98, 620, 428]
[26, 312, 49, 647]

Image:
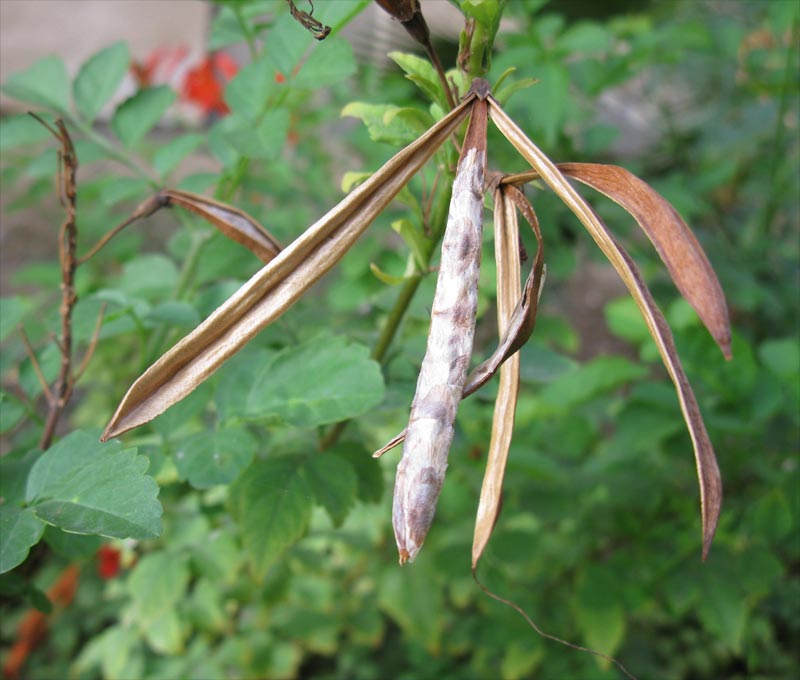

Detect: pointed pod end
[398, 549, 410, 566]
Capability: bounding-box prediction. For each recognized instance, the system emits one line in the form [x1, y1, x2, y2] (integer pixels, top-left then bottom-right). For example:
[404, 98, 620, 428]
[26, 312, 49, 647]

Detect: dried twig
[29, 116, 80, 450]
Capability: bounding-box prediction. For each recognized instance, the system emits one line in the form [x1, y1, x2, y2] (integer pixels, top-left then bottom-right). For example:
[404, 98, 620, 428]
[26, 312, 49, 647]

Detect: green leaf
[153, 133, 204, 178]
[98, 176, 150, 206]
[128, 552, 190, 625]
[388, 51, 443, 107]
[0, 507, 45, 573]
[1, 55, 70, 111]
[25, 430, 162, 539]
[118, 254, 179, 300]
[219, 109, 289, 159]
[245, 335, 385, 428]
[43, 526, 103, 559]
[526, 62, 569, 147]
[574, 564, 626, 661]
[293, 37, 356, 88]
[229, 457, 311, 578]
[111, 86, 176, 147]
[174, 427, 257, 489]
[0, 296, 25, 341]
[0, 114, 53, 151]
[73, 42, 130, 122]
[697, 575, 748, 652]
[341, 102, 431, 146]
[379, 562, 443, 652]
[224, 57, 278, 121]
[605, 296, 651, 345]
[759, 337, 799, 381]
[0, 392, 26, 434]
[537, 356, 648, 412]
[145, 610, 186, 655]
[302, 453, 357, 527]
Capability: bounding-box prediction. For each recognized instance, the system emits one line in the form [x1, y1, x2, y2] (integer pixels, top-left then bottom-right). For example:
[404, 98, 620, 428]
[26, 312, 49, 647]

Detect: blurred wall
[0, 0, 210, 110]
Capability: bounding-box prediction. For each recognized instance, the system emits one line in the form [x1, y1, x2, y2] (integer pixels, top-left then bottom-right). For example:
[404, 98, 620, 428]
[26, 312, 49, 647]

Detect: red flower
[182, 52, 239, 116]
[96, 545, 121, 580]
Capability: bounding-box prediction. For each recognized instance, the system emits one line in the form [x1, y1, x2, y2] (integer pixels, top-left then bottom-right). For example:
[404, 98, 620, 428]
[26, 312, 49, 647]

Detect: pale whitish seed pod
[392, 146, 486, 564]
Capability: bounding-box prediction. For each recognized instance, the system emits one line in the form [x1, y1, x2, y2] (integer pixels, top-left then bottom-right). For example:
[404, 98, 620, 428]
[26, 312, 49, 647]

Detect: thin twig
[19, 327, 54, 404]
[29, 116, 81, 450]
[472, 570, 638, 680]
[74, 304, 107, 381]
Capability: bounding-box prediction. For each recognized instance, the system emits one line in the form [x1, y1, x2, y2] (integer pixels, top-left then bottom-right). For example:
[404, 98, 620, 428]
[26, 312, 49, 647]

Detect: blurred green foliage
[1, 1, 797, 679]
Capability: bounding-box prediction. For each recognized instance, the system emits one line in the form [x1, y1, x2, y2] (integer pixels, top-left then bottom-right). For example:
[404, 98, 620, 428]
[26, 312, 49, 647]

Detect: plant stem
[319, 175, 454, 450]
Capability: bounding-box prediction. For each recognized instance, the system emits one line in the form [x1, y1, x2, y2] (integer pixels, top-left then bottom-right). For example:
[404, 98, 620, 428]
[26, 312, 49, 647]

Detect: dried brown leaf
[504, 163, 731, 358]
[489, 98, 722, 559]
[102, 96, 475, 440]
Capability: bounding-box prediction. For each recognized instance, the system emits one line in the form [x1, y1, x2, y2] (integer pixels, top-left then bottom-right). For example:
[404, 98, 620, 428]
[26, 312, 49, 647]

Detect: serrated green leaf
[0, 114, 53, 151]
[111, 86, 176, 147]
[293, 37, 356, 88]
[73, 42, 130, 122]
[388, 51, 444, 108]
[128, 552, 190, 625]
[0, 507, 45, 573]
[153, 133, 204, 178]
[25, 430, 162, 539]
[302, 454, 357, 527]
[174, 427, 257, 489]
[1, 55, 70, 111]
[229, 457, 311, 577]
[245, 335, 385, 428]
[341, 102, 431, 145]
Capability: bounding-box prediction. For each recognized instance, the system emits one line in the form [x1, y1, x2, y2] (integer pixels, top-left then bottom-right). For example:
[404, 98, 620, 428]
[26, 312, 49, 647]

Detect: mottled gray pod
[392, 90, 488, 563]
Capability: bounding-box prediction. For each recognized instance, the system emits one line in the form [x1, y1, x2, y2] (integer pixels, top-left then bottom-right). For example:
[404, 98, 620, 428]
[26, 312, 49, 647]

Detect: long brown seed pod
[392, 80, 490, 564]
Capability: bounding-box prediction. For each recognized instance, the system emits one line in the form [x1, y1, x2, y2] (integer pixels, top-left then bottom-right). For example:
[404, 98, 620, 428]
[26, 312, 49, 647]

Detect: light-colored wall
[0, 0, 210, 110]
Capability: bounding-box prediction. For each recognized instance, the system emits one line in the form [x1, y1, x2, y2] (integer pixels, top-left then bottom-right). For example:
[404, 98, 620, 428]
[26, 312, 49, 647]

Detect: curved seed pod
[392, 83, 489, 564]
[102, 94, 475, 441]
[471, 184, 522, 569]
[502, 164, 731, 359]
[160, 190, 281, 263]
[489, 98, 723, 559]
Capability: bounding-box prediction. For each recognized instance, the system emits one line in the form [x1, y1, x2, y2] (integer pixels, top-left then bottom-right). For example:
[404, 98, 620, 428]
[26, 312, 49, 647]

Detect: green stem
[319, 177, 454, 450]
[142, 227, 212, 367]
[68, 115, 158, 186]
[233, 4, 258, 62]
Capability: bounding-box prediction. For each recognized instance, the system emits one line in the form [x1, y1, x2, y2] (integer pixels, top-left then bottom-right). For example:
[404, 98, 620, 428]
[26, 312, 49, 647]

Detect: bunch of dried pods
[102, 78, 730, 570]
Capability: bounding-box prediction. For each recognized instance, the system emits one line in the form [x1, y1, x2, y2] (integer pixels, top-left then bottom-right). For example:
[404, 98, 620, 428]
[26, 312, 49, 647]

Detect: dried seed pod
[392, 82, 489, 564]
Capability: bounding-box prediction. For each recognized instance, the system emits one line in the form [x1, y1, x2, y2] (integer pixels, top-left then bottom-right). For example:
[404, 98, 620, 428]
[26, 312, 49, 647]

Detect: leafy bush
[1, 1, 797, 679]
